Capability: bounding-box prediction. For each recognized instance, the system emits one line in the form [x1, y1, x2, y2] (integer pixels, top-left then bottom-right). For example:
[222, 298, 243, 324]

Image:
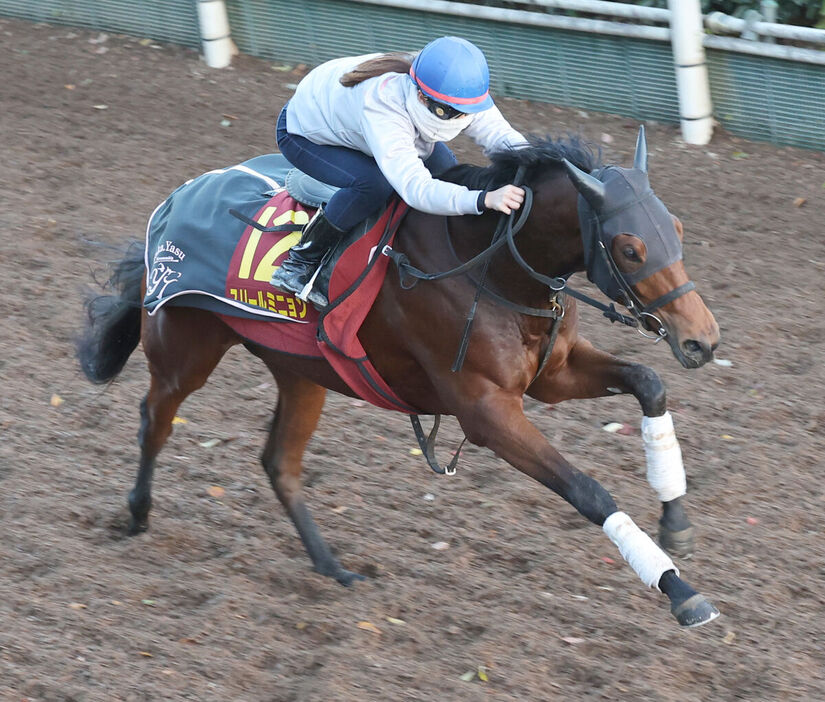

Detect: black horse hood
[577, 165, 683, 301]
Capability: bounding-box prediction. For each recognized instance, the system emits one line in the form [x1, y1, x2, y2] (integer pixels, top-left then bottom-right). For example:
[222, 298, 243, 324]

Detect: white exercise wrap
[641, 412, 687, 503]
[603, 511, 678, 590]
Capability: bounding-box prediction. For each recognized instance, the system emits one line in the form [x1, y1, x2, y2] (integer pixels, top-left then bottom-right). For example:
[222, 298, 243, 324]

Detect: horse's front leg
[528, 337, 694, 557]
[456, 389, 718, 628]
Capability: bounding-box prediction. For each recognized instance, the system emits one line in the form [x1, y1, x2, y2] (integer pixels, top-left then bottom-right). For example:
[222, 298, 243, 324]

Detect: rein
[385, 164, 693, 474]
[382, 168, 642, 350]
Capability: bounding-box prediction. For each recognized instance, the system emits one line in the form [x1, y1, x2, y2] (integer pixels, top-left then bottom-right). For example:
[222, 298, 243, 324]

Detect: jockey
[270, 36, 528, 308]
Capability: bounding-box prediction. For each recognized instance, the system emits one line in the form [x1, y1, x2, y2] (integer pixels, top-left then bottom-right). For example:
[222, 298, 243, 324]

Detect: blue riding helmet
[409, 36, 494, 114]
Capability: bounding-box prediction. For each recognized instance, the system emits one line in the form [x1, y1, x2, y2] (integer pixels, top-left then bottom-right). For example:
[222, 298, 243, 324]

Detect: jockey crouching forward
[270, 36, 528, 308]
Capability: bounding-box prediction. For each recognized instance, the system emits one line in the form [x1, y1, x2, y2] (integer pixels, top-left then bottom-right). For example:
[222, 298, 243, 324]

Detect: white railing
[705, 10, 825, 44]
[352, 0, 825, 60]
[349, 0, 825, 145]
[491, 0, 825, 47]
[196, 0, 236, 67]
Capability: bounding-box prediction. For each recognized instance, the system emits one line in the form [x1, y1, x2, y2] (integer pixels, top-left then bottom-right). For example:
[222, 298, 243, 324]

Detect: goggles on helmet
[419, 92, 466, 121]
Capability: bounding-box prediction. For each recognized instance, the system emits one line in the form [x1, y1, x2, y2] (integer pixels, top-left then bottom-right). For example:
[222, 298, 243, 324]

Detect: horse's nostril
[682, 339, 703, 356]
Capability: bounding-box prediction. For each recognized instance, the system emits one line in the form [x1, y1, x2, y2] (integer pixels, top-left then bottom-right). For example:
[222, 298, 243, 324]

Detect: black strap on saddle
[409, 414, 467, 476]
[228, 209, 304, 233]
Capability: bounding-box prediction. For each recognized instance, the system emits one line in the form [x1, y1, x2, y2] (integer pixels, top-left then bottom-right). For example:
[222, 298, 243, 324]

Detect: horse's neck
[451, 196, 583, 307]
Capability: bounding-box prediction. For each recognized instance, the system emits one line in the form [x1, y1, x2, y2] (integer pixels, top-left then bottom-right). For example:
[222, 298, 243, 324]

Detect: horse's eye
[623, 246, 640, 261]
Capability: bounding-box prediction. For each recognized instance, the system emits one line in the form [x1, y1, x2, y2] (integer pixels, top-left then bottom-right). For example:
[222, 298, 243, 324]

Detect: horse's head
[563, 127, 720, 369]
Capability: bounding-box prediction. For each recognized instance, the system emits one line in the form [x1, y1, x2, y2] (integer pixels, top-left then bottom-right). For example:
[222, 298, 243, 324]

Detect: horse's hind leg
[528, 337, 694, 557]
[130, 308, 235, 534]
[260, 366, 365, 586]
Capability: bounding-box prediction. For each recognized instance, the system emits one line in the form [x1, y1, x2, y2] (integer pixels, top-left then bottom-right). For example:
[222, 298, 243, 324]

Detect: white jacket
[285, 54, 527, 216]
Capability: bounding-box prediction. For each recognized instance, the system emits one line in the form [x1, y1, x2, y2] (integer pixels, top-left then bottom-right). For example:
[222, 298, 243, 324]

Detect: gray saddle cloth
[142, 154, 377, 321]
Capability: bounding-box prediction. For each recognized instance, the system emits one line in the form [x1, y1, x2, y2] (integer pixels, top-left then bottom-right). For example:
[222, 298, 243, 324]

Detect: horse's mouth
[667, 333, 716, 369]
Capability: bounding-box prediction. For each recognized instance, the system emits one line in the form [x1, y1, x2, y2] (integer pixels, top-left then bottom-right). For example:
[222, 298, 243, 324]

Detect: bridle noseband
[591, 227, 695, 343]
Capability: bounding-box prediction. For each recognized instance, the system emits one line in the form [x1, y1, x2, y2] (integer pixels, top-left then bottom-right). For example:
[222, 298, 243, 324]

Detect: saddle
[240, 155, 391, 294]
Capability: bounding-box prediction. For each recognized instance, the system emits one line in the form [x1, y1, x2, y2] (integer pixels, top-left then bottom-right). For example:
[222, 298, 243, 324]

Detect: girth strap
[410, 414, 466, 475]
[534, 292, 566, 380]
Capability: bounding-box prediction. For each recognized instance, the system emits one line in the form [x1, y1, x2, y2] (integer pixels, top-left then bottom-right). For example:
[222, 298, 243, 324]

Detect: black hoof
[127, 518, 149, 536]
[659, 523, 695, 559]
[671, 594, 720, 628]
[334, 569, 366, 587]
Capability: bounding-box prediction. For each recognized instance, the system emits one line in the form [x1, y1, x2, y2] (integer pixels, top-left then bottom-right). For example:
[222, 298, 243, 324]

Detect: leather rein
[383, 165, 694, 475]
[383, 166, 654, 360]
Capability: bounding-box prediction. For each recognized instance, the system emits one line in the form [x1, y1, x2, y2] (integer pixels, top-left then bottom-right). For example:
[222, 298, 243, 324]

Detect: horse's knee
[261, 453, 302, 505]
[624, 363, 666, 416]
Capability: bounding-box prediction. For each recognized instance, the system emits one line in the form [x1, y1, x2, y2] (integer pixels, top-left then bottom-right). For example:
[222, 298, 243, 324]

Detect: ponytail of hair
[339, 52, 415, 87]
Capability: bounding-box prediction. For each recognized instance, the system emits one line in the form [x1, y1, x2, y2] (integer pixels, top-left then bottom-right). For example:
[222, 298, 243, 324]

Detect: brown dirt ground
[1, 17, 825, 702]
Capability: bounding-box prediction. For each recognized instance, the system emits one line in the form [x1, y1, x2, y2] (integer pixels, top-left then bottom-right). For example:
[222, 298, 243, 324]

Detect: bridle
[579, 185, 696, 343]
[384, 138, 697, 475]
[591, 233, 695, 342]
[565, 126, 697, 340]
[384, 162, 695, 363]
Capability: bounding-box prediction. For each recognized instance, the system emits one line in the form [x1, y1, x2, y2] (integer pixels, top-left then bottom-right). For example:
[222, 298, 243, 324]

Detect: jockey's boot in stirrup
[269, 208, 345, 309]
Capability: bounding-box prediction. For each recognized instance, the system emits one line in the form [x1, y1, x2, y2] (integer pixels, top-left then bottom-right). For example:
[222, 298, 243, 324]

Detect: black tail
[76, 242, 145, 384]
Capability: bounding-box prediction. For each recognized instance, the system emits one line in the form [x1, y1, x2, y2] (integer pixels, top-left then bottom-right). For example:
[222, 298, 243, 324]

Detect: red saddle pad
[218, 191, 415, 413]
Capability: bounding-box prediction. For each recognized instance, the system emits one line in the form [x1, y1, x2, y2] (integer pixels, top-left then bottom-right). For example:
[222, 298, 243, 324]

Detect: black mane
[440, 134, 602, 191]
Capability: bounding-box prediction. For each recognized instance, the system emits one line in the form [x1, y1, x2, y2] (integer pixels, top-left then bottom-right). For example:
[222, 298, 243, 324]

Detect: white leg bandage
[642, 412, 687, 503]
[603, 511, 678, 590]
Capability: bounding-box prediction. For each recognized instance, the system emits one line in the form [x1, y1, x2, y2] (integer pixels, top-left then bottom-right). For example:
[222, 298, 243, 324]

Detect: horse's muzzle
[674, 336, 718, 369]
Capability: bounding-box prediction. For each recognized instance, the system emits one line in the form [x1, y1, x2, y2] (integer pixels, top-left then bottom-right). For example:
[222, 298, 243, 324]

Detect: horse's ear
[563, 159, 606, 209]
[634, 125, 648, 173]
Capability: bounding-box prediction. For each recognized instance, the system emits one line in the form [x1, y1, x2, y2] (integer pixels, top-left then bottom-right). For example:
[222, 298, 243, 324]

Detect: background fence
[1, 0, 200, 46]
[2, 0, 824, 150]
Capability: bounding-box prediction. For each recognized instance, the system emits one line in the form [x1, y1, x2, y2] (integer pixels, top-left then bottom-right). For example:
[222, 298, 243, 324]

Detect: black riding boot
[269, 208, 345, 309]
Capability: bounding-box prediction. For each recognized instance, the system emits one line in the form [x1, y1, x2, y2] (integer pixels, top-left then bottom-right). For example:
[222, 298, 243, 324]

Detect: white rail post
[668, 0, 713, 145]
[197, 0, 237, 68]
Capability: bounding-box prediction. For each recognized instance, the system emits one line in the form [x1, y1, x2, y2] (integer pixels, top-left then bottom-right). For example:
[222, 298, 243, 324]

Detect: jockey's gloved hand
[484, 184, 525, 215]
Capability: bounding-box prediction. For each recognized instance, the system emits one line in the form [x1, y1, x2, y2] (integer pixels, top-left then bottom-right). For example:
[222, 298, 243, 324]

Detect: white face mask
[405, 84, 471, 143]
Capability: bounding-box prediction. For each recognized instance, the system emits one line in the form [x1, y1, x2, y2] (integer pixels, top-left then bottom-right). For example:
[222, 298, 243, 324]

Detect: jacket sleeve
[462, 105, 528, 157]
[360, 105, 483, 216]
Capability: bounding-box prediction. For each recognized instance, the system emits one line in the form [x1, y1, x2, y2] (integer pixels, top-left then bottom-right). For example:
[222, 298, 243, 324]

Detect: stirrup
[270, 256, 311, 295]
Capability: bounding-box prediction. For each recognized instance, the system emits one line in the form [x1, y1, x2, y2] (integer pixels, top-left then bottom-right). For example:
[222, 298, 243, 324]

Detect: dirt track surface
[2, 17, 825, 702]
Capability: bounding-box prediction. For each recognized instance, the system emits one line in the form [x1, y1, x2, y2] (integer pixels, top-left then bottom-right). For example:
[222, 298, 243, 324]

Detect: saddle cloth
[143, 154, 415, 413]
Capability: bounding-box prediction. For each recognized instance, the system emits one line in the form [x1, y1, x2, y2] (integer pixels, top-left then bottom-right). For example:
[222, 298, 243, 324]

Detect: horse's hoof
[671, 594, 720, 628]
[659, 523, 695, 559]
[127, 519, 149, 536]
[335, 569, 366, 587]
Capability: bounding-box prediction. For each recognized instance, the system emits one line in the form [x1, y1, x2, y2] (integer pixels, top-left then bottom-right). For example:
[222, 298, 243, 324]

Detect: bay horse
[78, 128, 721, 628]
